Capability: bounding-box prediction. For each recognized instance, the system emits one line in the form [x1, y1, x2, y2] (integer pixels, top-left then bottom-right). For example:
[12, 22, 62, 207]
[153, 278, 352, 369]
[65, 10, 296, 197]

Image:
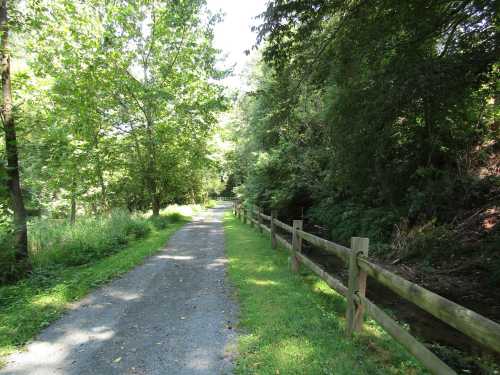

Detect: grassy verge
[0, 219, 187, 366]
[224, 212, 425, 375]
[204, 199, 217, 208]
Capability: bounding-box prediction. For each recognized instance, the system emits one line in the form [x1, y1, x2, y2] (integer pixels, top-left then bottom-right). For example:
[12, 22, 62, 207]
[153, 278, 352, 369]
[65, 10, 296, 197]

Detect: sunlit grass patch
[223, 212, 426, 375]
[204, 199, 217, 208]
[159, 204, 203, 218]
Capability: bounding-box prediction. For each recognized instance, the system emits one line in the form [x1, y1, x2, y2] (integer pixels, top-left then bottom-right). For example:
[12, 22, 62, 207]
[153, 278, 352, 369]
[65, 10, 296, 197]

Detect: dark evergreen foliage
[229, 0, 499, 253]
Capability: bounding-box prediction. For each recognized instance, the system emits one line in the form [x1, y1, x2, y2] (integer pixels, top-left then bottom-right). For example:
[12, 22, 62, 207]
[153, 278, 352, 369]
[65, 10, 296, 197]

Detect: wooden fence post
[243, 207, 247, 224]
[258, 207, 263, 233]
[270, 210, 277, 249]
[290, 220, 303, 272]
[346, 237, 369, 336]
[249, 207, 254, 228]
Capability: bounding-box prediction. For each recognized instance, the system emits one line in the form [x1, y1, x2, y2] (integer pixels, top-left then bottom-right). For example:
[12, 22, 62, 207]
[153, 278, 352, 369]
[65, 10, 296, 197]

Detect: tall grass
[1, 206, 195, 284]
[159, 204, 203, 218]
[28, 209, 151, 268]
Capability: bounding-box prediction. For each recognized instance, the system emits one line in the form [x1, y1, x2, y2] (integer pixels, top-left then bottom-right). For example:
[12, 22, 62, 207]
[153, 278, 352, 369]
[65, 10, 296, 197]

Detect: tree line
[1, 0, 226, 269]
[227, 0, 498, 259]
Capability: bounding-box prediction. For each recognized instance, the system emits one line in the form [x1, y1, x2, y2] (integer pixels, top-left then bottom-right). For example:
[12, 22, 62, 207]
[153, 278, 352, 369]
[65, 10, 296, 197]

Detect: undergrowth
[204, 199, 217, 208]
[29, 210, 152, 268]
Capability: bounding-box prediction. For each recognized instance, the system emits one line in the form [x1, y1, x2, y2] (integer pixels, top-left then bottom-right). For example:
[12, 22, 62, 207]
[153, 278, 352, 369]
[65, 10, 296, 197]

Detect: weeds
[28, 210, 151, 268]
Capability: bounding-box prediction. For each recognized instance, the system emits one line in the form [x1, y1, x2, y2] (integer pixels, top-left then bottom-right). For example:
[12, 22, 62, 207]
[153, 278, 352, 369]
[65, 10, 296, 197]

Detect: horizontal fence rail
[357, 256, 500, 353]
[273, 218, 293, 233]
[297, 229, 350, 262]
[232, 201, 500, 375]
[260, 212, 271, 221]
[216, 196, 234, 201]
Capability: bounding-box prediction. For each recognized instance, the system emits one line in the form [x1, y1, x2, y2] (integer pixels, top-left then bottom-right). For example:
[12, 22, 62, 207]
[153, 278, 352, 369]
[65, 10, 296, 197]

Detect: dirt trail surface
[1, 204, 237, 375]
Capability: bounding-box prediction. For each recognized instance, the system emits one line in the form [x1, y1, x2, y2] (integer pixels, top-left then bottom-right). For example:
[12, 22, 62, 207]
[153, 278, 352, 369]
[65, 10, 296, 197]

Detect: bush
[390, 220, 457, 261]
[205, 199, 216, 208]
[150, 215, 169, 230]
[308, 199, 399, 246]
[124, 217, 151, 239]
[125, 218, 151, 238]
[166, 212, 183, 223]
[150, 212, 185, 229]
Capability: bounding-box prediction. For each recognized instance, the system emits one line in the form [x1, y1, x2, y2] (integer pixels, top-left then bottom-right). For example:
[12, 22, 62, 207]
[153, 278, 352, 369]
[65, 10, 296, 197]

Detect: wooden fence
[232, 202, 500, 375]
[216, 196, 234, 201]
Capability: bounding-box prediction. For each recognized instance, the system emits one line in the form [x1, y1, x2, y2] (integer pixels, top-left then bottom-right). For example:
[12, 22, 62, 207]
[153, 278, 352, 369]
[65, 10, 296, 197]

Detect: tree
[228, 0, 498, 242]
[0, 0, 28, 261]
[12, 0, 226, 219]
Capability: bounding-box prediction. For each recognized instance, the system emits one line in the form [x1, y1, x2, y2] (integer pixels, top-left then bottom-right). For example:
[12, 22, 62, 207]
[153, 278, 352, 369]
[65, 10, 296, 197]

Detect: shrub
[390, 220, 457, 261]
[150, 212, 186, 229]
[205, 199, 216, 208]
[125, 218, 151, 238]
[308, 199, 399, 246]
[166, 212, 183, 223]
[150, 215, 169, 230]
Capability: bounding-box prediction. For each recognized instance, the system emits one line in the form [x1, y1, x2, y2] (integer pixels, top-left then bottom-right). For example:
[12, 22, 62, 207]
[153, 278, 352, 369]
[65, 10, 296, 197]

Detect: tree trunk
[96, 157, 108, 212]
[70, 195, 76, 224]
[144, 117, 160, 217]
[152, 191, 160, 217]
[92, 130, 108, 213]
[147, 154, 160, 216]
[1, 0, 28, 262]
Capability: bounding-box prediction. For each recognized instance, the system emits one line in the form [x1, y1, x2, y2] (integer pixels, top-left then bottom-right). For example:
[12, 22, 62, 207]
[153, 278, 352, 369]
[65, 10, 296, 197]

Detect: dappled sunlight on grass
[159, 204, 202, 218]
[31, 293, 65, 308]
[224, 212, 426, 375]
[246, 278, 280, 287]
[266, 337, 316, 372]
[362, 321, 385, 339]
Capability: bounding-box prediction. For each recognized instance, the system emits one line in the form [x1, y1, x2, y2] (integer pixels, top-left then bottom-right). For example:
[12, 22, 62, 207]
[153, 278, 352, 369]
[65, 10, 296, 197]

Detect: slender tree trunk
[70, 195, 76, 224]
[148, 160, 160, 217]
[152, 190, 160, 217]
[0, 0, 28, 262]
[69, 179, 77, 224]
[145, 118, 160, 216]
[92, 130, 108, 212]
[95, 156, 108, 212]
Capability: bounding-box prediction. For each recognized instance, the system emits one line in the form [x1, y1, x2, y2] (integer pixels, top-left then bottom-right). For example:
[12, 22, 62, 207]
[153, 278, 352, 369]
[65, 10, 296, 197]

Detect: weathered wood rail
[232, 201, 500, 375]
[216, 196, 234, 201]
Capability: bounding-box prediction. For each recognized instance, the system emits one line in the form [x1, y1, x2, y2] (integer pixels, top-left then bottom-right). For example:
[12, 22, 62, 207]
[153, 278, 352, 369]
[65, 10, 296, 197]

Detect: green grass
[28, 210, 152, 268]
[0, 219, 187, 366]
[224, 212, 426, 375]
[204, 199, 217, 208]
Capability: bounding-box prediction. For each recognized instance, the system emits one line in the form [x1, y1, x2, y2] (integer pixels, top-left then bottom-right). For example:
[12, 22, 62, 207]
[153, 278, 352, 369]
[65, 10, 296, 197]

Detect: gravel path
[1, 204, 237, 375]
